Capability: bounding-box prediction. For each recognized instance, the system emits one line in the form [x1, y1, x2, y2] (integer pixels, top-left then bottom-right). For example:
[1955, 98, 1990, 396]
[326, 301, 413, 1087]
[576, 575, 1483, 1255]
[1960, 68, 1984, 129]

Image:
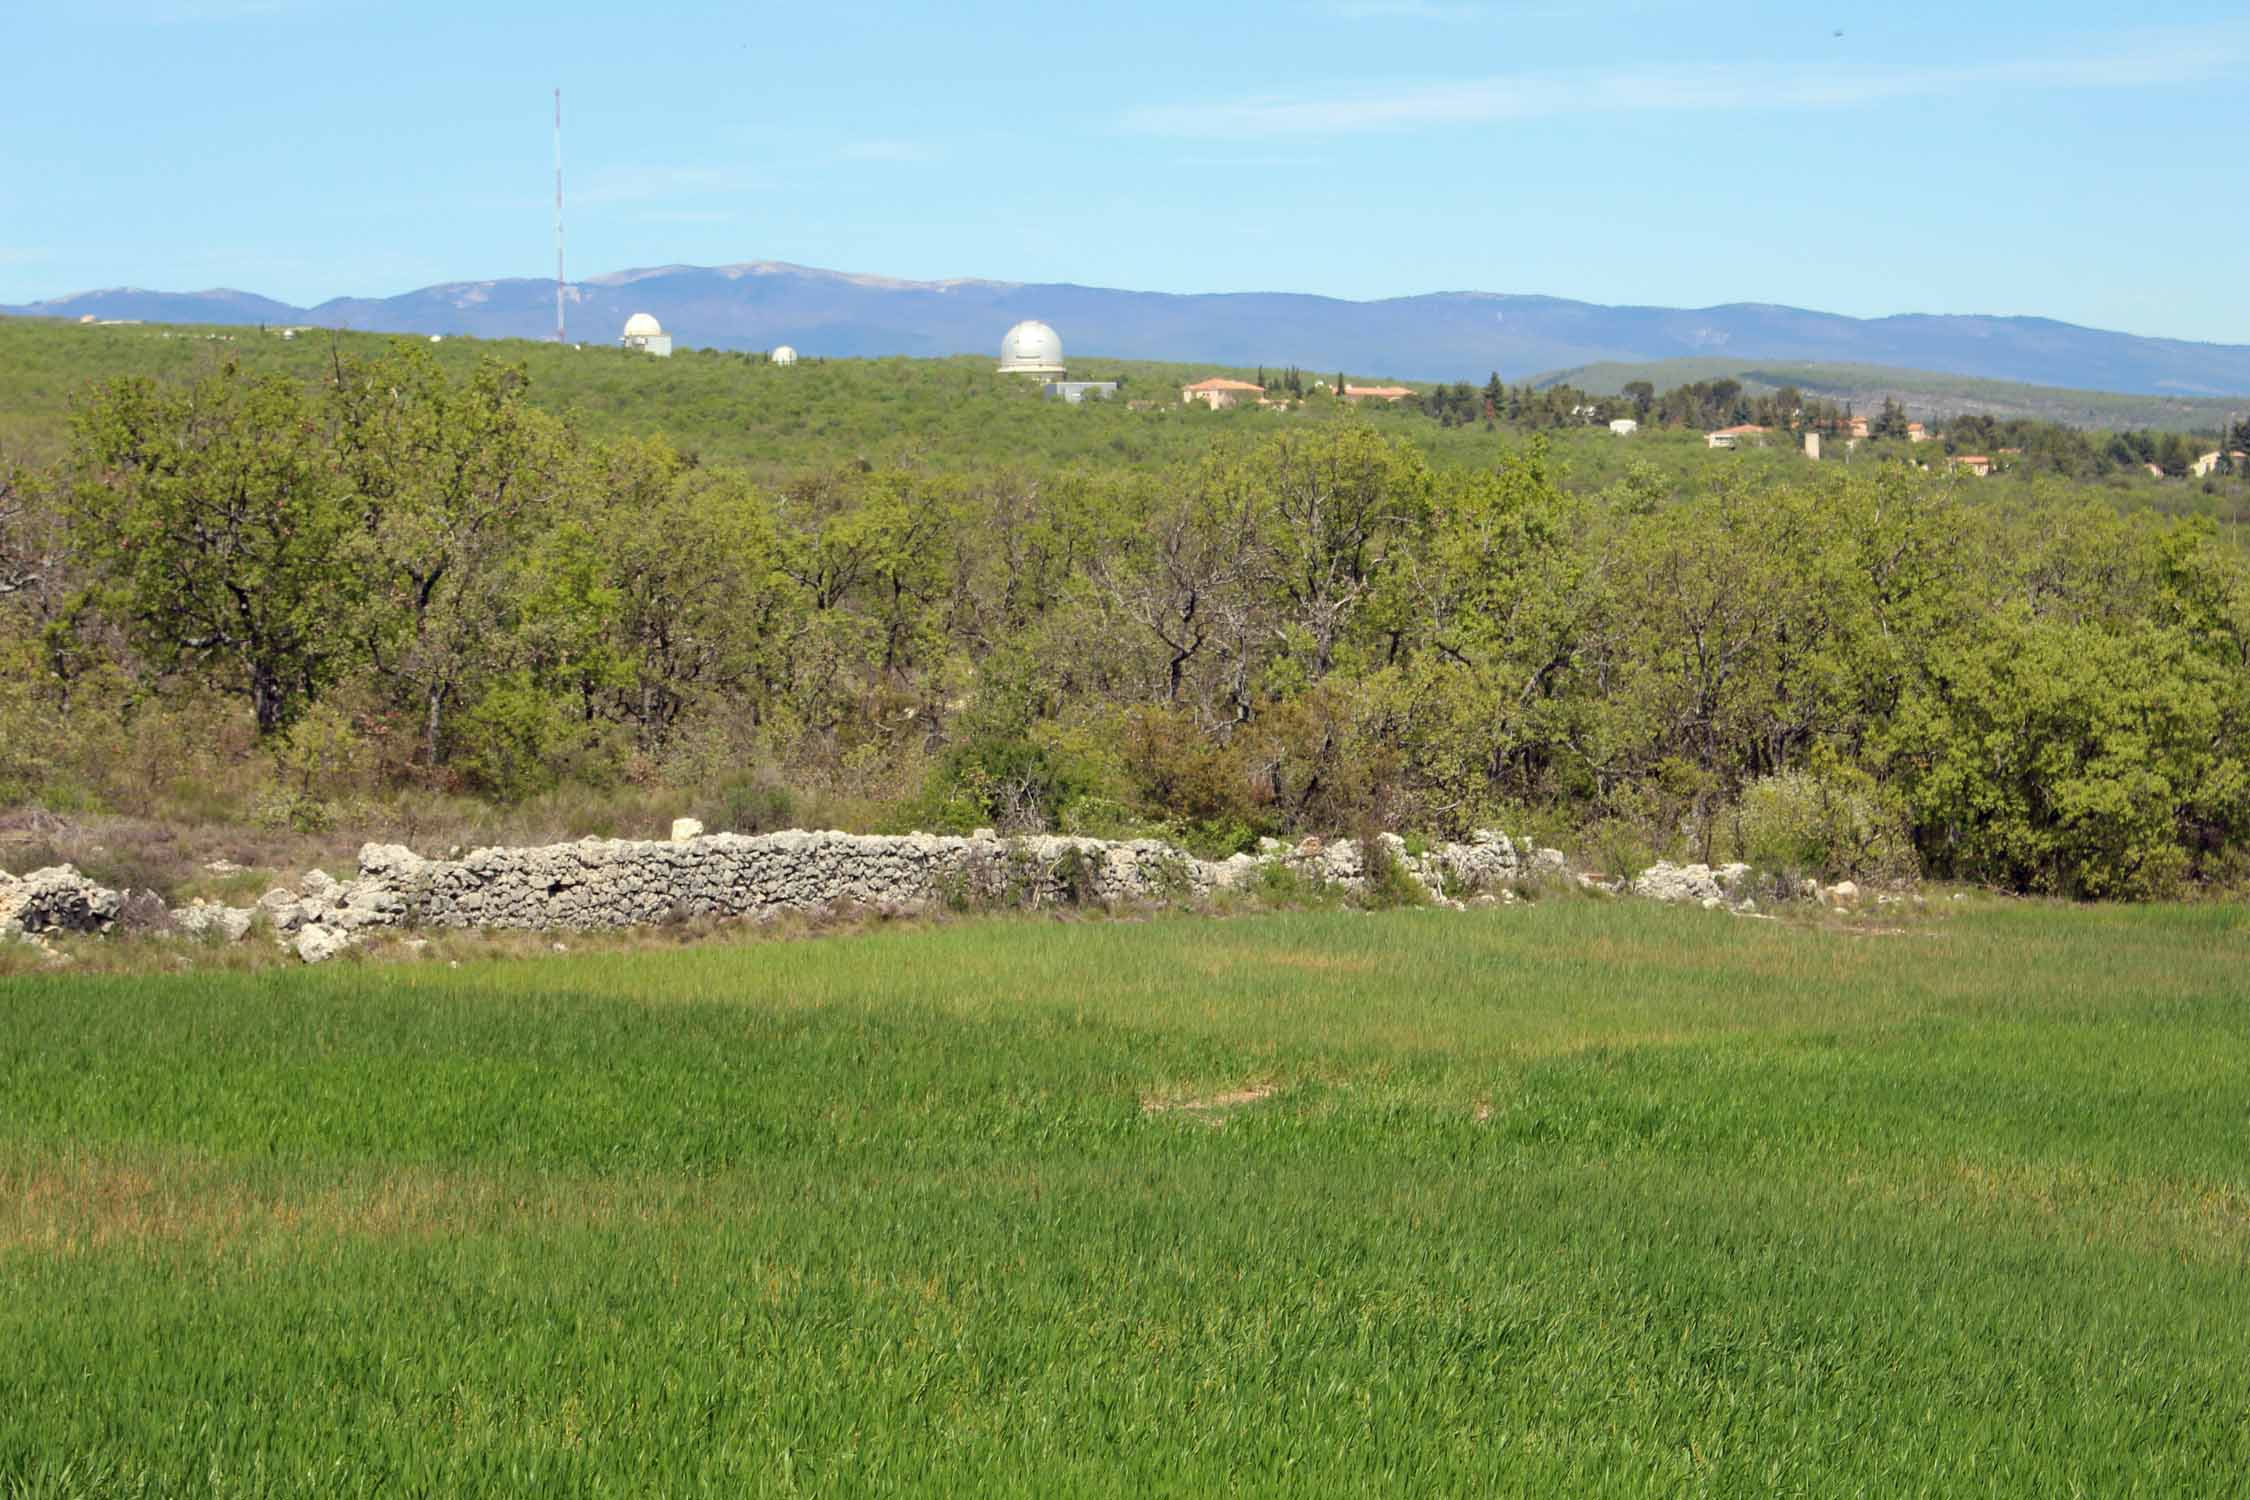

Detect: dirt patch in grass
[1139, 1082, 1278, 1126]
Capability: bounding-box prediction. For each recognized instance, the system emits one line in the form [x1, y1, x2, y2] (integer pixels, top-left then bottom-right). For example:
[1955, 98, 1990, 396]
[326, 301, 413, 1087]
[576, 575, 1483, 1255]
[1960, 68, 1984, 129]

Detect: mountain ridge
[8, 262, 2248, 397]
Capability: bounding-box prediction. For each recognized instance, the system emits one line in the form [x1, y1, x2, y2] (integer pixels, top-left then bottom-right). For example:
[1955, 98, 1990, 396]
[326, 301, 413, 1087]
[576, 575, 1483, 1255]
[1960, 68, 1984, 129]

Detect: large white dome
[770, 345, 798, 366]
[997, 319, 1064, 375]
[622, 312, 663, 339]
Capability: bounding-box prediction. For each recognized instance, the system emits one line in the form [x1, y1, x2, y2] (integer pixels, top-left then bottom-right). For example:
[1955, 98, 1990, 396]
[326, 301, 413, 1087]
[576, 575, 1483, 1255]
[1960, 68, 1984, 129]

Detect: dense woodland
[5, 328, 2250, 898]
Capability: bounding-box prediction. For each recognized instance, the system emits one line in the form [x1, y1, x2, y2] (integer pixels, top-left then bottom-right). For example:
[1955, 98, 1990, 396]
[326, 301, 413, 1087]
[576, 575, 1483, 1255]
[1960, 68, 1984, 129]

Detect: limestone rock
[670, 818, 705, 842]
[0, 865, 125, 935]
[171, 900, 254, 942]
[1632, 862, 1727, 905]
[257, 887, 308, 934]
[294, 924, 352, 964]
[357, 843, 426, 883]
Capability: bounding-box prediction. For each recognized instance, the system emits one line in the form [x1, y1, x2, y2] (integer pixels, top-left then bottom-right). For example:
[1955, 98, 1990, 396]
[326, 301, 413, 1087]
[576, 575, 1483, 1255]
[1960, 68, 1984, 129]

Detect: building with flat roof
[1044, 381, 1117, 404]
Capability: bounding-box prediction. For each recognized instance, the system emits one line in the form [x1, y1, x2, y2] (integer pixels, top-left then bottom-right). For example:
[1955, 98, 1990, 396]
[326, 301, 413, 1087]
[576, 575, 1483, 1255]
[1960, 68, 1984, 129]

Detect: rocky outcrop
[0, 865, 125, 938]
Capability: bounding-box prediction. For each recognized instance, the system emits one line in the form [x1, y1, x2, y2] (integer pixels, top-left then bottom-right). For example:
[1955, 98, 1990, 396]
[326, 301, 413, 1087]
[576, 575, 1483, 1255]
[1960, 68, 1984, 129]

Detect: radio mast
[553, 87, 566, 343]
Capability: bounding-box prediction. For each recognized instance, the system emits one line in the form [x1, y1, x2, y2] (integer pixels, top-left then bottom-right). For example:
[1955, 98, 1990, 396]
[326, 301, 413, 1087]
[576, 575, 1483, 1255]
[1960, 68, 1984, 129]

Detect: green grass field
[6, 900, 2250, 1494]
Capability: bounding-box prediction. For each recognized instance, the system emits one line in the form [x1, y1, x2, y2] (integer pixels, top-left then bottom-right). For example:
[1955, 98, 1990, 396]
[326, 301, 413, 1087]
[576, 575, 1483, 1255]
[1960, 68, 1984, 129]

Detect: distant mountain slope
[8, 260, 2249, 397]
[1538, 359, 2246, 432]
[7, 286, 311, 327]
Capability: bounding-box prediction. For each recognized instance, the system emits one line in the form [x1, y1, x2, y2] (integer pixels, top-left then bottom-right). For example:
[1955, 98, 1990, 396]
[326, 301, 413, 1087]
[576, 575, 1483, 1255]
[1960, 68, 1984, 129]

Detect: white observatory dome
[997, 319, 1065, 376]
[621, 312, 664, 339]
[770, 345, 798, 366]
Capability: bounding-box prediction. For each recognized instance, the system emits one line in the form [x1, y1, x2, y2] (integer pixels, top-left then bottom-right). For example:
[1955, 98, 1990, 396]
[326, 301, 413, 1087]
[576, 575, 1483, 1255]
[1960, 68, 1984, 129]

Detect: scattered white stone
[1635, 861, 1758, 911]
[670, 818, 704, 842]
[294, 924, 351, 964]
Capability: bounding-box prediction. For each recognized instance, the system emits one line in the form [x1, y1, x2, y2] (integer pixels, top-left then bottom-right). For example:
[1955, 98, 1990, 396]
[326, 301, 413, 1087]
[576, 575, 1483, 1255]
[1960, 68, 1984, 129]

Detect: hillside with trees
[6, 329, 2250, 900]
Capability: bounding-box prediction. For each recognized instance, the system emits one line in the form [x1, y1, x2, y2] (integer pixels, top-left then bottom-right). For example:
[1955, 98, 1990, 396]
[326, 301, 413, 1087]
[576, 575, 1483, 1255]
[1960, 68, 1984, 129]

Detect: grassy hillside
[1538, 357, 2244, 432]
[6, 899, 2250, 1492]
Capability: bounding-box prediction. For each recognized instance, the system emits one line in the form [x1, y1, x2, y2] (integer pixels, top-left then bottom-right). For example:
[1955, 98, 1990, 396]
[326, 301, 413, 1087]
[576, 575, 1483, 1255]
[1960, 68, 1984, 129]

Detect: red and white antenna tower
[553, 87, 566, 343]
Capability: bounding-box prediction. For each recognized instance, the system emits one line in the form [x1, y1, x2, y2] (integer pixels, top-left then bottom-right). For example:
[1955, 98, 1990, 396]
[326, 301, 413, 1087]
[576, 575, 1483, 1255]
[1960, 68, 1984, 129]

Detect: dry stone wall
[353, 827, 1537, 934]
[6, 827, 1564, 963]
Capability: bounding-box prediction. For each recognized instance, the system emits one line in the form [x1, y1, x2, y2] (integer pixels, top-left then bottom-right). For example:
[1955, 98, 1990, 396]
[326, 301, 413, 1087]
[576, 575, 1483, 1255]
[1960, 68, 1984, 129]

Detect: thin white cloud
[1126, 26, 2247, 137]
[838, 140, 939, 164]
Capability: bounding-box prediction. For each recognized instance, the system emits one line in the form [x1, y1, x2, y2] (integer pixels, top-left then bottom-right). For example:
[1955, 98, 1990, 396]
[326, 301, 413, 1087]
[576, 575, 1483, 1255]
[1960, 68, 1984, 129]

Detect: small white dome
[622, 312, 663, 339]
[998, 319, 1064, 375]
[770, 345, 798, 366]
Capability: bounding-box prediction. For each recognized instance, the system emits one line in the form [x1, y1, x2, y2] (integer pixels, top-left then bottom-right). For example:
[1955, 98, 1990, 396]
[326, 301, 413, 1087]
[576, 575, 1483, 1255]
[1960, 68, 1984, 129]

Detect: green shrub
[1887, 614, 2248, 898]
[703, 775, 798, 835]
[1736, 767, 1916, 883]
[1353, 829, 1429, 909]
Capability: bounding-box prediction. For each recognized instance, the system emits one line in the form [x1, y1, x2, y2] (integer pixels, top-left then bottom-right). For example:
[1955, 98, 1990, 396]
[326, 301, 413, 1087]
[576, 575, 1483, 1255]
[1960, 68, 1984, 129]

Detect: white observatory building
[620, 312, 672, 357]
[770, 345, 798, 366]
[997, 319, 1065, 378]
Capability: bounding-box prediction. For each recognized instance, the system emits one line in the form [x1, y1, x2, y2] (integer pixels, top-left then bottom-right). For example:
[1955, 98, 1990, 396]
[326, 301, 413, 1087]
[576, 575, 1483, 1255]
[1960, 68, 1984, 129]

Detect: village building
[1609, 418, 1639, 436]
[1948, 454, 1994, 477]
[1907, 422, 1930, 443]
[1181, 377, 1266, 410]
[770, 345, 798, 366]
[2190, 450, 2247, 478]
[1044, 381, 1118, 404]
[1341, 384, 1414, 403]
[1706, 423, 1768, 450]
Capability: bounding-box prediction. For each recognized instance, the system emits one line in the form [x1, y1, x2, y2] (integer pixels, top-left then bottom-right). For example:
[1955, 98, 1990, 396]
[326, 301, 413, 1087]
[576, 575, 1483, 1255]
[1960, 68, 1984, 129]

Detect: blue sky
[5, 0, 2246, 340]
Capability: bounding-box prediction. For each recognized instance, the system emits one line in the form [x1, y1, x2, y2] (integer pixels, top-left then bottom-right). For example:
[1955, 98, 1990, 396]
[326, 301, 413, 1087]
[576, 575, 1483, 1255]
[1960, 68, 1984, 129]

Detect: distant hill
[1536, 359, 2245, 434]
[8, 258, 2250, 400]
[6, 286, 312, 327]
